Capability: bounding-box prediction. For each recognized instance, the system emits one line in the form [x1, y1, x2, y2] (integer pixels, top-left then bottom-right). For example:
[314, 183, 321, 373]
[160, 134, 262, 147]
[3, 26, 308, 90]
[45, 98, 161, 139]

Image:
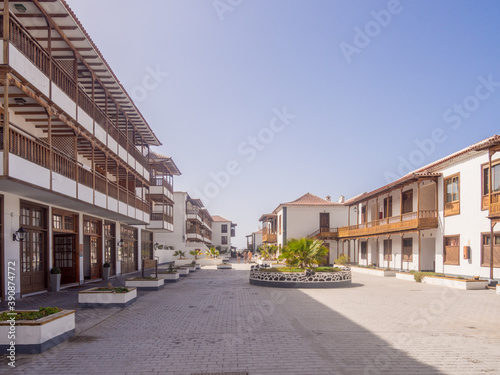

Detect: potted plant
[50, 267, 61, 292]
[151, 263, 180, 282]
[103, 262, 111, 281]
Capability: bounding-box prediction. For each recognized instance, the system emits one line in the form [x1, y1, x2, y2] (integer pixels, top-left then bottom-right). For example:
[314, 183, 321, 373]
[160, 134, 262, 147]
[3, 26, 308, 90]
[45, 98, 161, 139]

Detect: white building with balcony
[0, 1, 166, 299]
[211, 215, 236, 255]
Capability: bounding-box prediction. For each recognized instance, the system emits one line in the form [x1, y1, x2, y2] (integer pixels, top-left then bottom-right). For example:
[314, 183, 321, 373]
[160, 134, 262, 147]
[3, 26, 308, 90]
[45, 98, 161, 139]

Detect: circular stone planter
[249, 266, 352, 288]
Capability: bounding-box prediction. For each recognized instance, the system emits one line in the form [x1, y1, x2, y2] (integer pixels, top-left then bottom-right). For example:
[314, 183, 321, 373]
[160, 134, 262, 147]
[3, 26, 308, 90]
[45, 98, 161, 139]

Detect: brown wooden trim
[443, 172, 460, 217]
[480, 158, 500, 211]
[443, 234, 460, 266]
[480, 230, 500, 269]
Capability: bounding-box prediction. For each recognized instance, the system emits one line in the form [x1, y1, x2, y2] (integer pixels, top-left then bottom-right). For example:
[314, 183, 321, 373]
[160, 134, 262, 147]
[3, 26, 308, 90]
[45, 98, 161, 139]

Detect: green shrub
[0, 307, 61, 321]
[334, 254, 350, 265]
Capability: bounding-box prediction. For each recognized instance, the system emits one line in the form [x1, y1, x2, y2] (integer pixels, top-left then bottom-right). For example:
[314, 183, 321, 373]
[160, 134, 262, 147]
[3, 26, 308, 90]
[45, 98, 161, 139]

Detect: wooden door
[20, 203, 48, 295]
[320, 213, 330, 232]
[54, 234, 77, 284]
[104, 223, 116, 276]
[90, 236, 101, 279]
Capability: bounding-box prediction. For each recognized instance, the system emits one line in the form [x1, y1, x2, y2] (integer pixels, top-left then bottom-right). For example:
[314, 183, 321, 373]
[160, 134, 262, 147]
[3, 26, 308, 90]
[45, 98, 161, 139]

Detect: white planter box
[125, 278, 164, 290]
[217, 264, 232, 269]
[176, 268, 190, 276]
[422, 276, 489, 290]
[151, 272, 180, 282]
[195, 264, 201, 270]
[351, 266, 397, 277]
[0, 309, 75, 354]
[396, 272, 416, 282]
[496, 284, 500, 295]
[78, 287, 137, 308]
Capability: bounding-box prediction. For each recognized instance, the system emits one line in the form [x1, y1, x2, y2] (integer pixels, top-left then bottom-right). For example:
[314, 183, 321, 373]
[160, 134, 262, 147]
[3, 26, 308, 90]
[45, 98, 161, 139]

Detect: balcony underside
[0, 176, 148, 225]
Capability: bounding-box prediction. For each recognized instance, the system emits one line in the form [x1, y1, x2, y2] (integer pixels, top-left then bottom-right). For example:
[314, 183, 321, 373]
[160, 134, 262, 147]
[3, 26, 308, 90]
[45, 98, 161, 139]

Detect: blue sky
[66, 0, 500, 248]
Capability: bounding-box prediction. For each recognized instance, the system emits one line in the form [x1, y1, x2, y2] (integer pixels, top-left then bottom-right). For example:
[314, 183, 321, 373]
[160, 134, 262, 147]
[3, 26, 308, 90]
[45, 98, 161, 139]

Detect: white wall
[280, 205, 348, 246]
[438, 151, 498, 278]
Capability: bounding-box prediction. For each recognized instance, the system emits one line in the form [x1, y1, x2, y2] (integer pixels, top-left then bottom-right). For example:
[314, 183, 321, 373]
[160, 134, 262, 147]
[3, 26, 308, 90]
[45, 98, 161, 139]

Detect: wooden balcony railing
[308, 227, 339, 239]
[5, 15, 149, 170]
[186, 226, 203, 236]
[150, 212, 174, 224]
[489, 192, 500, 217]
[150, 177, 174, 193]
[338, 210, 438, 238]
[2, 127, 149, 214]
[262, 227, 277, 243]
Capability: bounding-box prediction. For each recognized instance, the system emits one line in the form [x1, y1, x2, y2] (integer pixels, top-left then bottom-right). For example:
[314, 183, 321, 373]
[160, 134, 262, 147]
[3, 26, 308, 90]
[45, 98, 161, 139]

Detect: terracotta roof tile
[212, 215, 231, 222]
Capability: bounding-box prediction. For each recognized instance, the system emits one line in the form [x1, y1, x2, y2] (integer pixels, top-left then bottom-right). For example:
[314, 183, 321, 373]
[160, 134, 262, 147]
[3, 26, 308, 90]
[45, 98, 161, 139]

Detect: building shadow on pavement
[0, 268, 444, 375]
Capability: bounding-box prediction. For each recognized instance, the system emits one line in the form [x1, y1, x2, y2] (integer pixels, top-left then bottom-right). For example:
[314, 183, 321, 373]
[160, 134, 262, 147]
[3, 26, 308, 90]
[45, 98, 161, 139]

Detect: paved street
[1, 262, 500, 375]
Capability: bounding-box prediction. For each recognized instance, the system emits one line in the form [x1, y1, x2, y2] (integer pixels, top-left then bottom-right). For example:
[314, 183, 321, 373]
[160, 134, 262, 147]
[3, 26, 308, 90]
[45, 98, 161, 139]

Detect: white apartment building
[340, 135, 500, 279]
[153, 192, 212, 264]
[259, 193, 349, 264]
[246, 229, 263, 252]
[211, 215, 236, 255]
[0, 1, 173, 299]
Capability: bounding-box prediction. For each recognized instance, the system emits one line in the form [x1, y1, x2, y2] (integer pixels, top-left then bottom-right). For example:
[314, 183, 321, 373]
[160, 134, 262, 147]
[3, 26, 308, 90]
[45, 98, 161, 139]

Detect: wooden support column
[105, 153, 108, 209]
[400, 233, 404, 270]
[400, 188, 403, 222]
[376, 236, 379, 268]
[417, 181, 421, 219]
[48, 113, 52, 190]
[357, 239, 360, 265]
[489, 149, 494, 280]
[91, 143, 95, 205]
[2, 73, 9, 176]
[74, 135, 78, 198]
[3, 0, 9, 65]
[418, 230, 421, 272]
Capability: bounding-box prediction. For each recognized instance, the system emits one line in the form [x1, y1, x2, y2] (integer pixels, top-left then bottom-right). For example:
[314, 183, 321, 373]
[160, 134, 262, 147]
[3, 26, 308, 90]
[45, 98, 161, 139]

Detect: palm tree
[189, 249, 202, 260]
[173, 250, 185, 259]
[279, 238, 328, 268]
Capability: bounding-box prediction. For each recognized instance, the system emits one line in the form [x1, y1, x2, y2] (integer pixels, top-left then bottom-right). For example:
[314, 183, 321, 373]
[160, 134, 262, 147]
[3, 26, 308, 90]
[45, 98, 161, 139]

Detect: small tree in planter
[173, 250, 186, 259]
[334, 254, 350, 265]
[189, 249, 203, 260]
[50, 267, 61, 292]
[103, 262, 111, 281]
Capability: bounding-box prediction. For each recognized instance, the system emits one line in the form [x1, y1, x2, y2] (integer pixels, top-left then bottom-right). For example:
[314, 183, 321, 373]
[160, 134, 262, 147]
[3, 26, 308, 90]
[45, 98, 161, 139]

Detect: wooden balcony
[1, 127, 150, 216]
[4, 15, 150, 171]
[308, 227, 339, 240]
[489, 192, 500, 218]
[262, 227, 277, 243]
[338, 210, 438, 238]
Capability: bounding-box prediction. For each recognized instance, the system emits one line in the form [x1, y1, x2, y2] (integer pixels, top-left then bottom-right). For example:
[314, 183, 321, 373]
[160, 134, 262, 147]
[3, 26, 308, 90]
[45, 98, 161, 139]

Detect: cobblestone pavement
[1, 262, 500, 375]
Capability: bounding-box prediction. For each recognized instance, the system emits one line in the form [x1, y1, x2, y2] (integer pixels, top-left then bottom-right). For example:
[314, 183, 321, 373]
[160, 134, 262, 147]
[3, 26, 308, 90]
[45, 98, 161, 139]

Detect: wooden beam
[15, 13, 69, 18]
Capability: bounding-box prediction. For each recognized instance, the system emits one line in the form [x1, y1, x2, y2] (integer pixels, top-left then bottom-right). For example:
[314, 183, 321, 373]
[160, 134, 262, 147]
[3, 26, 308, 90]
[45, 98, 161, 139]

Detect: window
[221, 224, 228, 233]
[444, 235, 460, 265]
[360, 241, 367, 260]
[402, 190, 413, 214]
[402, 238, 413, 262]
[482, 162, 500, 210]
[279, 215, 282, 235]
[221, 236, 228, 245]
[481, 233, 500, 268]
[444, 174, 460, 216]
[383, 239, 392, 261]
